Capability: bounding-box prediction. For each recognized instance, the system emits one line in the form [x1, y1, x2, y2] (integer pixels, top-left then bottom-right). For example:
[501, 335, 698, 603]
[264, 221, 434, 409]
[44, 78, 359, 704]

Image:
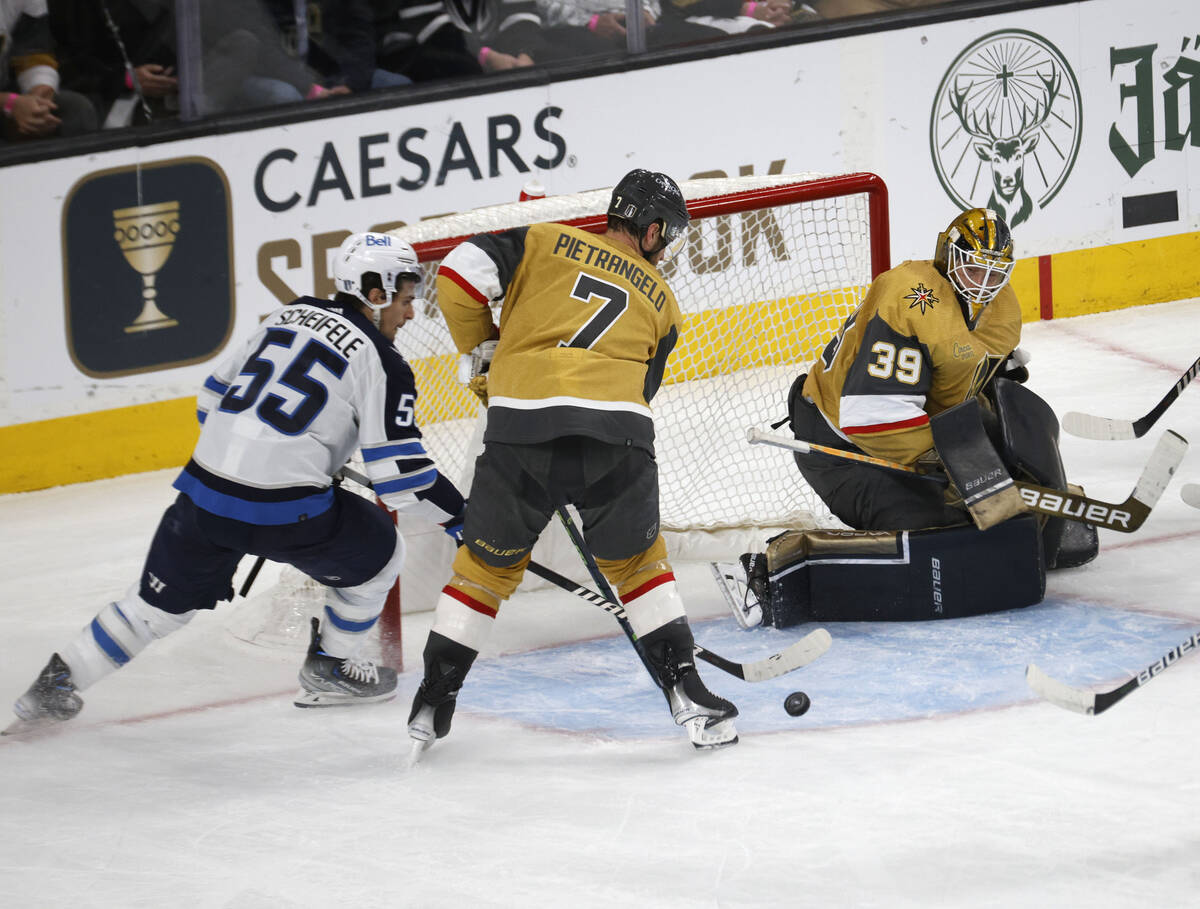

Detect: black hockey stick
[1025, 629, 1200, 715]
[747, 427, 1188, 533]
[543, 510, 832, 683]
[333, 466, 831, 682]
[1062, 354, 1200, 440]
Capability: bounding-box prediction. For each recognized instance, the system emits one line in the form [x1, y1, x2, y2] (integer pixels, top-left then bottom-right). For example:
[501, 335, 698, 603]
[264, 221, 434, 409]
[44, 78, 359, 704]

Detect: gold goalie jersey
[436, 221, 682, 452]
[803, 259, 1021, 465]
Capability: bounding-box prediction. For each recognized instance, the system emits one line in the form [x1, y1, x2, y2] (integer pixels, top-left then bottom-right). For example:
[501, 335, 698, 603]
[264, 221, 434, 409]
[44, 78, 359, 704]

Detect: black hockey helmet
[608, 169, 690, 261]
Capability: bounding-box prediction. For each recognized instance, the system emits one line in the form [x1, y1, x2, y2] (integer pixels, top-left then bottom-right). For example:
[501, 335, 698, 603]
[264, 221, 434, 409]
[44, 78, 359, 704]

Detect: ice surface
[3, 302, 1200, 907]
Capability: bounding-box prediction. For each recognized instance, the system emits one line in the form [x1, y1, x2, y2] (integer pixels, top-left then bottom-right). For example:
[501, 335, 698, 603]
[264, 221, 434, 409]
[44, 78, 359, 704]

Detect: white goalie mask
[332, 233, 422, 324]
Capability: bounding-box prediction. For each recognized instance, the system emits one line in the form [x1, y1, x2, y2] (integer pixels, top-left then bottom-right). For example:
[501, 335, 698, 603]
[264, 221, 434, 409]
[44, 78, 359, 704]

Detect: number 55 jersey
[435, 222, 683, 454]
[175, 297, 462, 527]
[803, 259, 1022, 467]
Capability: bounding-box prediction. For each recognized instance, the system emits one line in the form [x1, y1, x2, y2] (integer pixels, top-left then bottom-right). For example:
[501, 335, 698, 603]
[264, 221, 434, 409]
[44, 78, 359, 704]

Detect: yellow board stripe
[4, 230, 1198, 495]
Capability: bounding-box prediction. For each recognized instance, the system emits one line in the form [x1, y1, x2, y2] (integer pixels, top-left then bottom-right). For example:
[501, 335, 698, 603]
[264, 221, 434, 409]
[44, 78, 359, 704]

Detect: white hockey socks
[621, 576, 688, 640]
[60, 588, 195, 691]
[317, 535, 405, 659]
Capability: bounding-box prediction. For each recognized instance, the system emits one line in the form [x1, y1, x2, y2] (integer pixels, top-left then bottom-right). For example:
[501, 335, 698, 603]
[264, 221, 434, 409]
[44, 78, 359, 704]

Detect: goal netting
[391, 171, 889, 533]
[227, 171, 889, 662]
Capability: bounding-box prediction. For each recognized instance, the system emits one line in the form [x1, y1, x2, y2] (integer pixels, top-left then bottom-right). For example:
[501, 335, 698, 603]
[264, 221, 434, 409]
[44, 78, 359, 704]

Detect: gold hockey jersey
[437, 222, 682, 451]
[804, 259, 1021, 465]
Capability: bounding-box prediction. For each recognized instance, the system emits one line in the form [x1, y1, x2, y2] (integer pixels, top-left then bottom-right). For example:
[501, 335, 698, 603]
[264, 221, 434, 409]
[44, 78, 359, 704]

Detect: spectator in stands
[532, 0, 734, 55]
[374, 0, 485, 82]
[661, 0, 803, 34]
[251, 0, 411, 104]
[1, 0, 96, 141]
[49, 0, 178, 128]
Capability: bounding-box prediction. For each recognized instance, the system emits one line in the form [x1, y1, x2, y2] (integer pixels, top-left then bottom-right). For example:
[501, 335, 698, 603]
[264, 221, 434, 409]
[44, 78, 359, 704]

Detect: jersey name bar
[551, 231, 667, 312]
[275, 305, 366, 357]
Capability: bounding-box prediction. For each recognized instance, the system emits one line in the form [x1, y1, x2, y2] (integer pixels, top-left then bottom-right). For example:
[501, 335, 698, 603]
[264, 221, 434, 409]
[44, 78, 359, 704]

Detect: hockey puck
[784, 691, 811, 717]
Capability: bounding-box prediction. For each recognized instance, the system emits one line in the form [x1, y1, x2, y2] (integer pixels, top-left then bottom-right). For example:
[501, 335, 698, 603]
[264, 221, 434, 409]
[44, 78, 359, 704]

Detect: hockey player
[9, 232, 467, 731]
[720, 208, 1097, 629]
[407, 168, 740, 752]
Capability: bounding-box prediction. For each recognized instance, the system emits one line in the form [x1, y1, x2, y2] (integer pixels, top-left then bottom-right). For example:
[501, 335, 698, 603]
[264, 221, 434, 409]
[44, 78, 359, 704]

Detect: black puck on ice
[784, 691, 811, 717]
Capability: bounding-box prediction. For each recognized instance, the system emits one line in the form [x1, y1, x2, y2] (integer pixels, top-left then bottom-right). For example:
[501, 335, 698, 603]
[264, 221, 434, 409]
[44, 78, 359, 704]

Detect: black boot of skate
[295, 617, 398, 707]
[407, 632, 478, 749]
[7, 653, 84, 734]
[641, 619, 739, 750]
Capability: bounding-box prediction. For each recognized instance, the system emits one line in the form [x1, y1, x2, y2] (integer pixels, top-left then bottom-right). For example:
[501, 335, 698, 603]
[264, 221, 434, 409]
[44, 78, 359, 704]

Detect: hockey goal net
[228, 172, 889, 663]
[393, 171, 889, 532]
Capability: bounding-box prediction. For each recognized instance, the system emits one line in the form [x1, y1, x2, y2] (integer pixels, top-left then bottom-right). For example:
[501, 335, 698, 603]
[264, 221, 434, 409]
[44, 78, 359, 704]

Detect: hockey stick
[529, 528, 832, 683]
[1062, 354, 1200, 440]
[745, 427, 948, 484]
[746, 427, 1188, 533]
[1025, 628, 1200, 715]
[334, 466, 831, 684]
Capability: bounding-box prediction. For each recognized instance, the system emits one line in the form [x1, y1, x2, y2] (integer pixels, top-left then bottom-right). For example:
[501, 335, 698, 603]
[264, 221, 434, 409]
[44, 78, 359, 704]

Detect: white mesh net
[390, 172, 886, 532]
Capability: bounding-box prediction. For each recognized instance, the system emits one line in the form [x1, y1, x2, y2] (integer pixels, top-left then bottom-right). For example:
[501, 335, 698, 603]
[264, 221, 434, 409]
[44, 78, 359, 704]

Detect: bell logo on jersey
[63, 157, 235, 378]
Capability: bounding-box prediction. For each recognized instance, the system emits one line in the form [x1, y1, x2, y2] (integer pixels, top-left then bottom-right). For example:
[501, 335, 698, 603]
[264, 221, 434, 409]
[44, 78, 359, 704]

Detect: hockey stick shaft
[745, 427, 947, 484]
[747, 428, 1187, 532]
[1063, 354, 1200, 440]
[342, 465, 829, 683]
[1026, 628, 1200, 715]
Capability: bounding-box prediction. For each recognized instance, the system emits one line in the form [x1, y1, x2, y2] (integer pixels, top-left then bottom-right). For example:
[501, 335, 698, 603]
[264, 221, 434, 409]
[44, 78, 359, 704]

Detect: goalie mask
[608, 169, 690, 264]
[934, 208, 1015, 322]
[333, 233, 421, 326]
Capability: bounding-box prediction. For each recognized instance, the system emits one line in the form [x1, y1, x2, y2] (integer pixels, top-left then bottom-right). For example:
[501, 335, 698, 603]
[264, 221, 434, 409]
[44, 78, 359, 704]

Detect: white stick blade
[1025, 663, 1096, 715]
[1061, 411, 1137, 441]
[1182, 483, 1200, 509]
[741, 627, 832, 682]
[1130, 430, 1188, 506]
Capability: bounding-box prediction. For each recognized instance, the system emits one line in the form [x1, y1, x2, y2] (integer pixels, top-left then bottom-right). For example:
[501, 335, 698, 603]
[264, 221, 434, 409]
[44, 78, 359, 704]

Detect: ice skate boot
[295, 618, 398, 707]
[407, 632, 478, 753]
[712, 553, 768, 629]
[642, 620, 739, 750]
[6, 653, 83, 734]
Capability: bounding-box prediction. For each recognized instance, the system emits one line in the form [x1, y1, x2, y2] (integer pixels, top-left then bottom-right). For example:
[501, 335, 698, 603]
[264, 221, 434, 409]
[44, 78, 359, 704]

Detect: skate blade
[2, 715, 64, 737]
[405, 735, 433, 768]
[293, 688, 398, 708]
[684, 716, 739, 751]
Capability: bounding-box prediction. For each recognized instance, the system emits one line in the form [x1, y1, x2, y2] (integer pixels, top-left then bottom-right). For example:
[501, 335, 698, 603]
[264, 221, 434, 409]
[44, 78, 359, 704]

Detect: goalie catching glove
[456, 339, 497, 406]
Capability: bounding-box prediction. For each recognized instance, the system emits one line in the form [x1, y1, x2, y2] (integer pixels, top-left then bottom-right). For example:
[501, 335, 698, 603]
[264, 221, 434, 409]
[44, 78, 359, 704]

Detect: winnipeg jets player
[8, 232, 466, 732]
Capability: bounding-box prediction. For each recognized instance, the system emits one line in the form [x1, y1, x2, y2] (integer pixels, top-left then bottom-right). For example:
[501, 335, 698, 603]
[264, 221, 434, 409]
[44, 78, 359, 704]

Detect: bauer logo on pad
[62, 157, 235, 378]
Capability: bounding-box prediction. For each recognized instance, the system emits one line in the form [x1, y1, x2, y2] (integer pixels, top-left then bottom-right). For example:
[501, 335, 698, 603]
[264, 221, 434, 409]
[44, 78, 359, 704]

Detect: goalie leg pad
[760, 515, 1045, 626]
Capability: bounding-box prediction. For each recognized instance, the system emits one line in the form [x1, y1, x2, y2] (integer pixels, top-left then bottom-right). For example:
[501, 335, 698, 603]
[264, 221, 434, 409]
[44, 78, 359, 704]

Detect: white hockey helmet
[332, 232, 421, 322]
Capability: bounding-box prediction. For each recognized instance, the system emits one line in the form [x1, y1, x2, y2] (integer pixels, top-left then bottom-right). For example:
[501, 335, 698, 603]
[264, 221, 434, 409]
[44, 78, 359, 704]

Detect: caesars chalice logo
[113, 200, 181, 333]
[930, 30, 1081, 227]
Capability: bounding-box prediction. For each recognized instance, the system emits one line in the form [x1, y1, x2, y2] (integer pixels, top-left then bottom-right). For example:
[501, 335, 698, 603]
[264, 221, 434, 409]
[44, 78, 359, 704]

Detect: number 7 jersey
[436, 222, 683, 453]
[803, 259, 1022, 466]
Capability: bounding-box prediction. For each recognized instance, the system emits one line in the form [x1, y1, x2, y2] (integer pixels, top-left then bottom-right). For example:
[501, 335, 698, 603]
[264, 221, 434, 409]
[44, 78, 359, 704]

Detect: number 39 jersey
[174, 297, 464, 527]
[436, 222, 683, 453]
[804, 260, 1022, 466]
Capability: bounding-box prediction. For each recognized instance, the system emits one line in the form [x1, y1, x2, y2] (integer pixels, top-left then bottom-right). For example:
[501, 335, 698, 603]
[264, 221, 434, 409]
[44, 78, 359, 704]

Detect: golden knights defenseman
[407, 169, 740, 751]
[9, 233, 467, 731]
[719, 208, 1098, 629]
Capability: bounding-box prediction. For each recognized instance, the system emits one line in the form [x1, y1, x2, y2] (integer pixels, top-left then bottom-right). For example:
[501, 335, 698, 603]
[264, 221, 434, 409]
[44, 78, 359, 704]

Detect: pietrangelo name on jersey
[551, 231, 668, 312]
[275, 305, 366, 357]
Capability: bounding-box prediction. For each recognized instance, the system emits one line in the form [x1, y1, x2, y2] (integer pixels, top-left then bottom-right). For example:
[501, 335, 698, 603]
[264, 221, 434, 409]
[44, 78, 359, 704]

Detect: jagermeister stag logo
[112, 201, 182, 333]
[63, 157, 234, 377]
[929, 30, 1082, 227]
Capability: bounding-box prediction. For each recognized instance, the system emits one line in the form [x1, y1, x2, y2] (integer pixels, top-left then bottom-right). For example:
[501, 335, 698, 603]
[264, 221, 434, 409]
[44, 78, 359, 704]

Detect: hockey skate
[643, 622, 739, 750]
[6, 653, 83, 735]
[711, 553, 768, 629]
[295, 618, 398, 708]
[406, 632, 478, 761]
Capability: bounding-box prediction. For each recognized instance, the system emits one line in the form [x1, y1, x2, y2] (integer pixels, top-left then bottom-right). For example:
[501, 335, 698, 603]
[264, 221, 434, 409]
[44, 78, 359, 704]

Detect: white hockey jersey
[174, 297, 464, 528]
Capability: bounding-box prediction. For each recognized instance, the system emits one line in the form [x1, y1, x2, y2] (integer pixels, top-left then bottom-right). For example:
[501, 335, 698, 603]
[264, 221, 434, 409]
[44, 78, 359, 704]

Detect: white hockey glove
[998, 347, 1031, 384]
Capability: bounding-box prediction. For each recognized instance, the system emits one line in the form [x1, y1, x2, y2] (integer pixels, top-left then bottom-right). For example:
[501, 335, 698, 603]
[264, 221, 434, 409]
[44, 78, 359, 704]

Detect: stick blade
[1025, 663, 1096, 715]
[739, 628, 832, 683]
[1130, 430, 1188, 508]
[1061, 410, 1138, 441]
